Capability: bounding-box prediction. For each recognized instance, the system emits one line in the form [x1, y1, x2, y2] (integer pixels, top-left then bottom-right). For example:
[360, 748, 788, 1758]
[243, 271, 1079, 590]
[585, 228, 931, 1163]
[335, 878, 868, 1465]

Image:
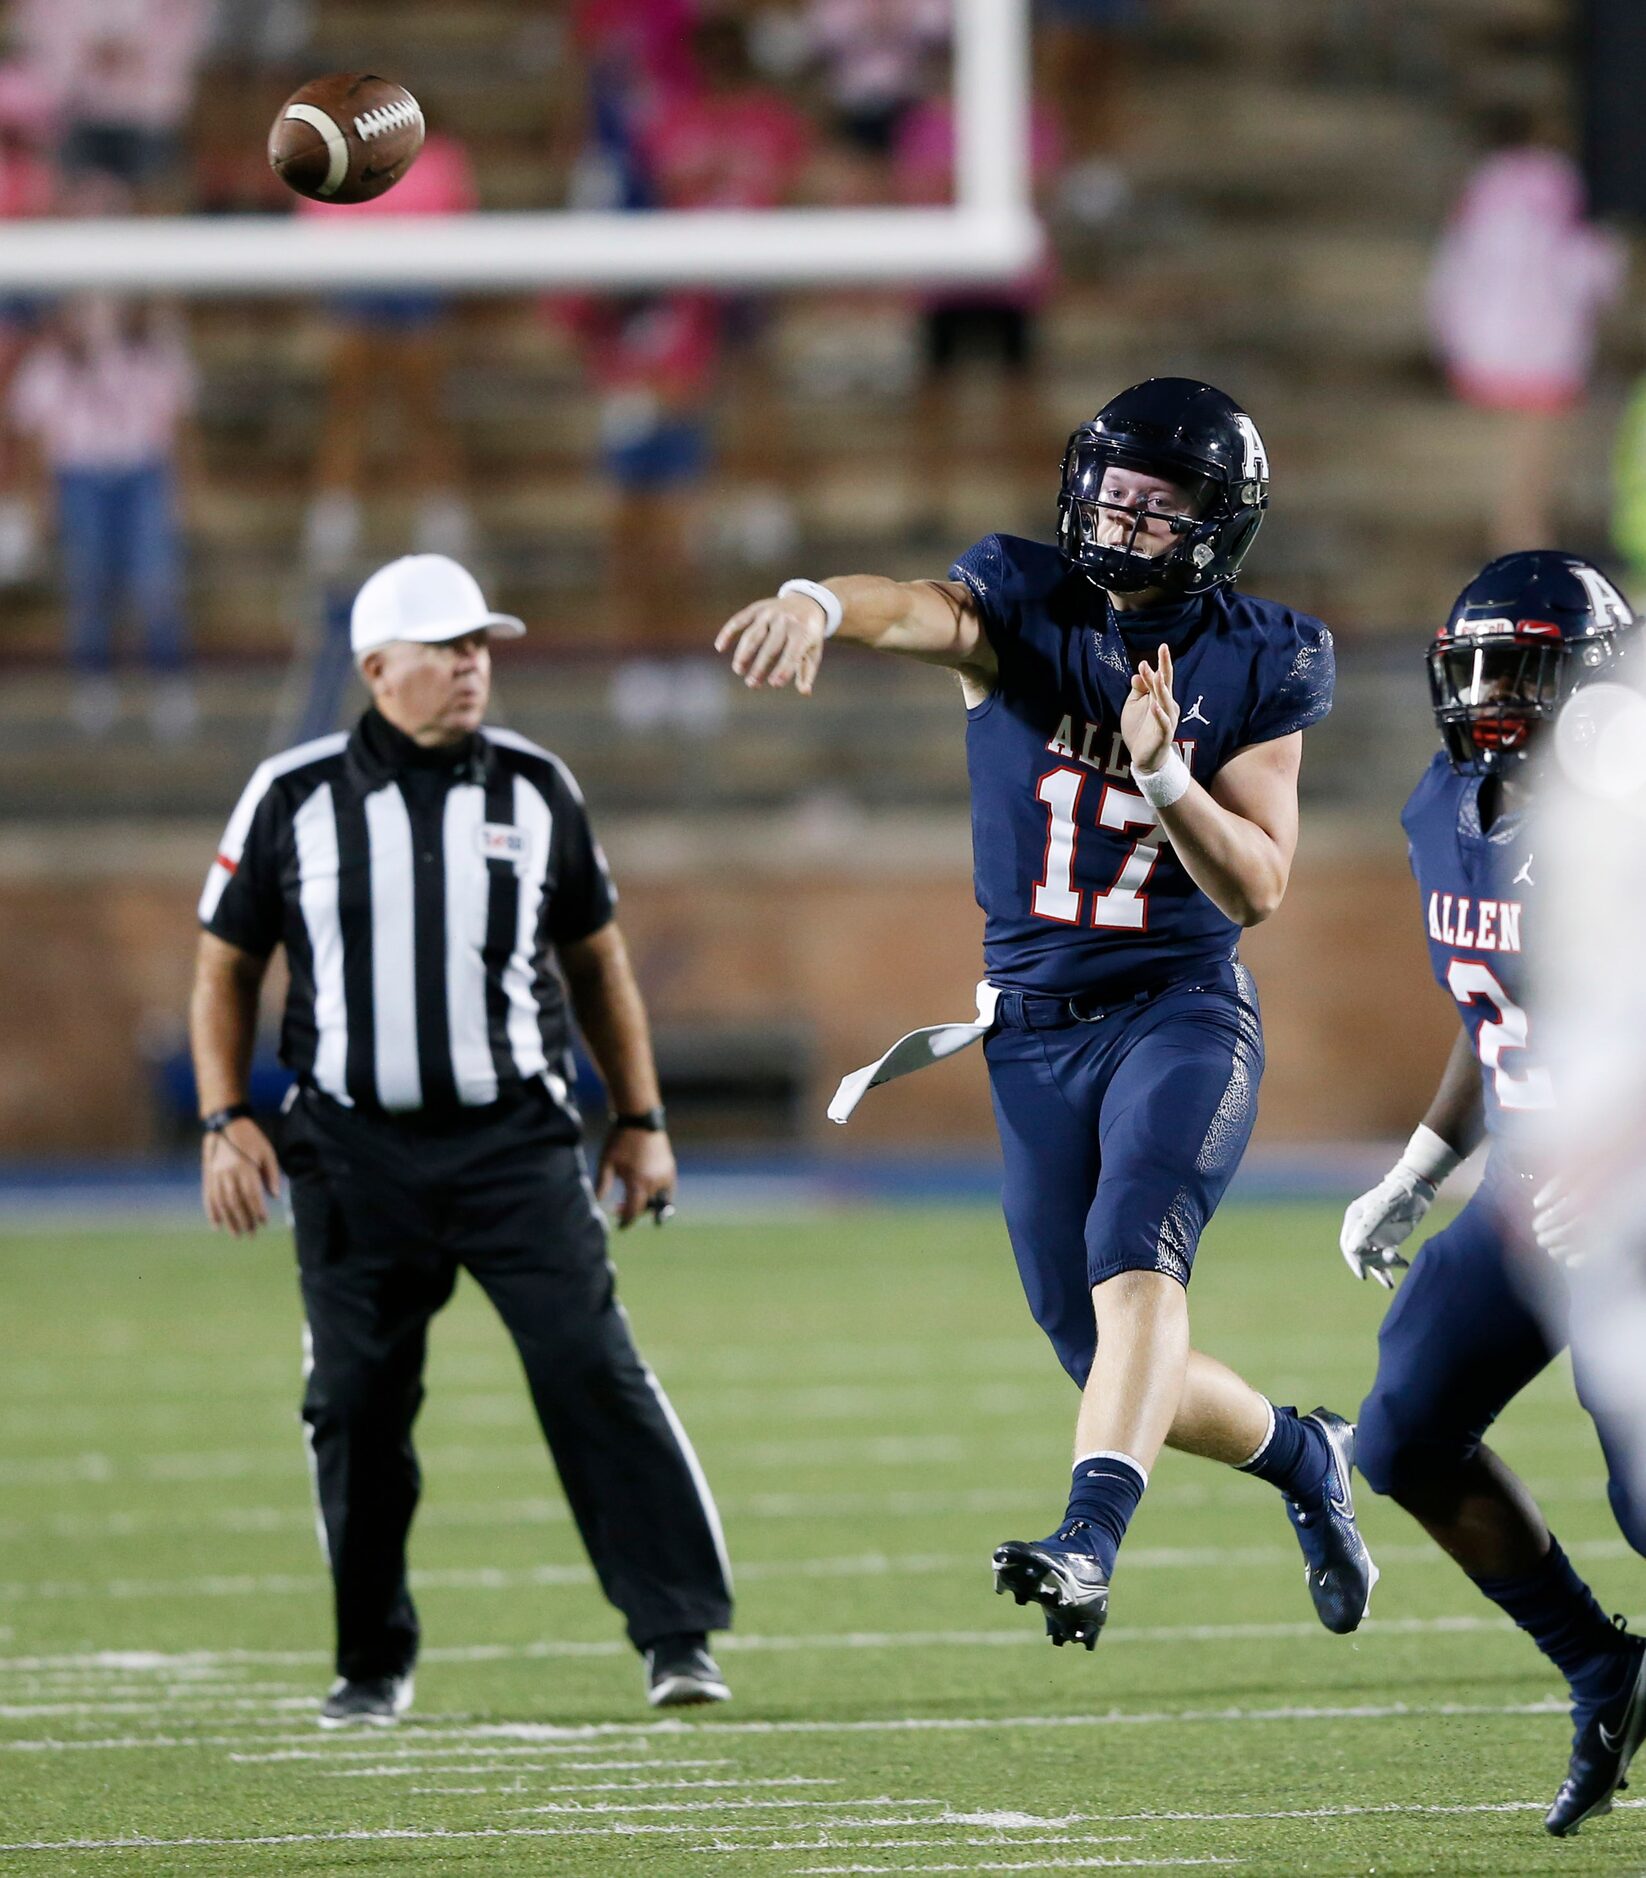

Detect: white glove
[1340, 1125, 1461, 1289]
[1532, 1177, 1585, 1268]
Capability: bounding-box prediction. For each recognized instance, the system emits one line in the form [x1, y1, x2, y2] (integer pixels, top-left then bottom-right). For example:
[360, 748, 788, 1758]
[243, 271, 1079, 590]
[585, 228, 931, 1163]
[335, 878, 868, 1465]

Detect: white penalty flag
[828, 982, 1000, 1125]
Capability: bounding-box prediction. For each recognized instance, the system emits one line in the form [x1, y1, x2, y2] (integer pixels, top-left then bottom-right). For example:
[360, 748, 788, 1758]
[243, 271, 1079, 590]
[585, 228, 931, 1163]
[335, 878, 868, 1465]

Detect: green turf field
[1, 1201, 1642, 1876]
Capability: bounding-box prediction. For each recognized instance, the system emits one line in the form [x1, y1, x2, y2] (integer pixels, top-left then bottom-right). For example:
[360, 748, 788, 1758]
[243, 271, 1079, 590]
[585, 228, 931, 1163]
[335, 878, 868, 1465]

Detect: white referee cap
[351, 555, 526, 655]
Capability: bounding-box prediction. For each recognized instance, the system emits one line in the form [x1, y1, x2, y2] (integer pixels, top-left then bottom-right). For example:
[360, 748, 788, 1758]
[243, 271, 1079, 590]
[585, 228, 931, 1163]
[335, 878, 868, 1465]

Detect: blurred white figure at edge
[1530, 676, 1646, 1517]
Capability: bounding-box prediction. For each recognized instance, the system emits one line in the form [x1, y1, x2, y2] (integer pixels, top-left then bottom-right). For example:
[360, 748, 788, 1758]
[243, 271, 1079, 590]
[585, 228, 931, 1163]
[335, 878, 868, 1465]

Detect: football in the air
[268, 73, 424, 204]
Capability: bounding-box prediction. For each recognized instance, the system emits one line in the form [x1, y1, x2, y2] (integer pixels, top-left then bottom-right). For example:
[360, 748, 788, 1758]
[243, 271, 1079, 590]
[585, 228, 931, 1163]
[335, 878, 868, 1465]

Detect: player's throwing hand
[714, 593, 828, 695]
[1123, 641, 1181, 773]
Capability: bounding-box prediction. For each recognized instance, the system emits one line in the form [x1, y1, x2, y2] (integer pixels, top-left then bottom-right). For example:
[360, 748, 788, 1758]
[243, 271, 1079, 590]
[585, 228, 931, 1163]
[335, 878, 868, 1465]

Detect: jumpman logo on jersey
[1181, 694, 1210, 728]
[1513, 854, 1535, 888]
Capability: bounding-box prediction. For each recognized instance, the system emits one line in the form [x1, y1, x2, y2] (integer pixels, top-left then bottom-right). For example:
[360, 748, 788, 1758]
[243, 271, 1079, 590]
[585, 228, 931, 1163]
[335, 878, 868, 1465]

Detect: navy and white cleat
[317, 1672, 413, 1730]
[645, 1635, 731, 1709]
[1546, 1634, 1646, 1837]
[991, 1521, 1110, 1651]
[1285, 1408, 1378, 1635]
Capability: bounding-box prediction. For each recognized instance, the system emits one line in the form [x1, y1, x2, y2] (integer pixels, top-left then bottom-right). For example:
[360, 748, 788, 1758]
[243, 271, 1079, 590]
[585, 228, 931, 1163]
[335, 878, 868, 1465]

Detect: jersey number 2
[1445, 958, 1553, 1111]
[1033, 767, 1160, 932]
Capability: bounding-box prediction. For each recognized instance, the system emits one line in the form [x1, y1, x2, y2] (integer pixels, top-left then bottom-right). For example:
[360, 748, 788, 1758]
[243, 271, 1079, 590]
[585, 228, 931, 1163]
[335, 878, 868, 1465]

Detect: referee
[188, 553, 733, 1727]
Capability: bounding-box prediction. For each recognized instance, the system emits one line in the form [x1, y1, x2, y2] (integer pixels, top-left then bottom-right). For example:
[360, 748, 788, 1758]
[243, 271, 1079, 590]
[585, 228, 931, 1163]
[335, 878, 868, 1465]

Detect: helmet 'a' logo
[1231, 413, 1269, 483]
[1572, 564, 1632, 629]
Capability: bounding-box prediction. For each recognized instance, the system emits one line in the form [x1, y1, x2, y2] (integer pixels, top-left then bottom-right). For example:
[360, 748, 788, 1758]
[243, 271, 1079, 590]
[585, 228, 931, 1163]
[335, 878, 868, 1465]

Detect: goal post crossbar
[0, 0, 1036, 294]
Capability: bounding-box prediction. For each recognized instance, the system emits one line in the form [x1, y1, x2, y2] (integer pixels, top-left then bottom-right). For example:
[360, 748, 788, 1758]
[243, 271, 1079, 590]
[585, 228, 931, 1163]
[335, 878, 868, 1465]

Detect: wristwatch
[200, 1102, 254, 1134]
[610, 1106, 667, 1132]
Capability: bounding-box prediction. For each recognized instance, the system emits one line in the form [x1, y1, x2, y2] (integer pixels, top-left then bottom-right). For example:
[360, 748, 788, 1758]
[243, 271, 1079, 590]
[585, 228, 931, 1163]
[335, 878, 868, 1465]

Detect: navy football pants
[985, 962, 1265, 1384]
[1358, 1181, 1646, 1557]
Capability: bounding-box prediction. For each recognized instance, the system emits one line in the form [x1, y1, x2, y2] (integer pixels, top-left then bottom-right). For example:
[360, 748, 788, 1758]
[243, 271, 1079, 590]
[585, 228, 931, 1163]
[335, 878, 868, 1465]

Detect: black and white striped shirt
[199, 711, 616, 1122]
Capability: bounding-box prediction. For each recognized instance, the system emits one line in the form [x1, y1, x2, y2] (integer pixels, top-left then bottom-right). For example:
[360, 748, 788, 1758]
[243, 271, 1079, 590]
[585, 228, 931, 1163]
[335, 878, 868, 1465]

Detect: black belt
[296, 1078, 556, 1133]
[993, 983, 1172, 1030]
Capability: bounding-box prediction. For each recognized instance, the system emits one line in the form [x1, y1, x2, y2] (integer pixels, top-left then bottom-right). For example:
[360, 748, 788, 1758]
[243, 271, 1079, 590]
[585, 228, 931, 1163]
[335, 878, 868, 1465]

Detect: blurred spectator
[297, 131, 480, 578]
[802, 0, 948, 156]
[5, 295, 198, 739]
[192, 0, 313, 210]
[568, 290, 723, 636]
[206, 0, 312, 77]
[641, 17, 813, 211]
[0, 59, 54, 214]
[562, 0, 701, 210]
[562, 17, 813, 635]
[11, 0, 211, 204]
[1428, 110, 1624, 555]
[893, 69, 1062, 530]
[0, 59, 57, 582]
[1036, 0, 1143, 227]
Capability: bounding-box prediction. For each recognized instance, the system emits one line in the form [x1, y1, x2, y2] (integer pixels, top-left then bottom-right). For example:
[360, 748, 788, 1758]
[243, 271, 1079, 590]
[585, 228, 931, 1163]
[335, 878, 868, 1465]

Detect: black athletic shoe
[1546, 1634, 1646, 1837]
[317, 1672, 413, 1730]
[991, 1521, 1110, 1650]
[644, 1634, 731, 1708]
[1285, 1408, 1379, 1635]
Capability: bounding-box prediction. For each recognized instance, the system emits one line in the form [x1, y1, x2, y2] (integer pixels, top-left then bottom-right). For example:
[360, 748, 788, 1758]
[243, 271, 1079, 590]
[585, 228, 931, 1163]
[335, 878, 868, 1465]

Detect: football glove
[1532, 1177, 1586, 1268]
[1340, 1125, 1462, 1289]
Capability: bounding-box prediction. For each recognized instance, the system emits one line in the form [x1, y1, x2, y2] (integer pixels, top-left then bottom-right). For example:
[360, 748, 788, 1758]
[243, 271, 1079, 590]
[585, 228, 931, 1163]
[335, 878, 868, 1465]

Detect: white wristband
[1400, 1122, 1462, 1188]
[778, 578, 843, 639]
[1130, 747, 1191, 809]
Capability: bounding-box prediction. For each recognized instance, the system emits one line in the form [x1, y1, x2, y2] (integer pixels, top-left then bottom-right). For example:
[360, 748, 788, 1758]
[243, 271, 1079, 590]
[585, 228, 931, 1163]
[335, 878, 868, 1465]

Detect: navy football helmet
[1429, 551, 1636, 774]
[1057, 378, 1269, 595]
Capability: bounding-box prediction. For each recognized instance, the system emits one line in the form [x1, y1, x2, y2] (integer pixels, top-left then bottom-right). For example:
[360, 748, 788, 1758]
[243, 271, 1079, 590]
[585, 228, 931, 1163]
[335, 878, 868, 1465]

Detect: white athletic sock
[1072, 1448, 1150, 1489]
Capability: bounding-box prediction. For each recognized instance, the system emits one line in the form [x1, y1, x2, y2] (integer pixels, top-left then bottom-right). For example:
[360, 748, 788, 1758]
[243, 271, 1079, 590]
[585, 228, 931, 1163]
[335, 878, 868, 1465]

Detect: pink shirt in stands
[573, 292, 722, 396]
[805, 0, 950, 111]
[0, 143, 54, 218]
[295, 132, 479, 220]
[1427, 147, 1625, 411]
[12, 0, 210, 133]
[574, 0, 700, 113]
[9, 325, 195, 472]
[642, 89, 812, 210]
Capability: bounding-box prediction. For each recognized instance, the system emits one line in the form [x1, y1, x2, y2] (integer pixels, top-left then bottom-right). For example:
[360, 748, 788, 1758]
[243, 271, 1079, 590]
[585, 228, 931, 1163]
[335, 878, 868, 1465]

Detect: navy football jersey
[952, 533, 1334, 998]
[1401, 751, 1547, 1134]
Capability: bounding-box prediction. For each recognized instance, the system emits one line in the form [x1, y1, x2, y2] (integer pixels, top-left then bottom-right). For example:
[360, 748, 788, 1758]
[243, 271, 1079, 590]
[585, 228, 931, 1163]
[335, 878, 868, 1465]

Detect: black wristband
[610, 1105, 667, 1133]
[201, 1103, 254, 1134]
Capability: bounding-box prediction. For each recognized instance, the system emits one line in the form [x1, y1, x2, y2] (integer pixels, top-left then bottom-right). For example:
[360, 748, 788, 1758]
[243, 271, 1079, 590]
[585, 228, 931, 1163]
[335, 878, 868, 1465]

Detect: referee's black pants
[280, 1086, 732, 1682]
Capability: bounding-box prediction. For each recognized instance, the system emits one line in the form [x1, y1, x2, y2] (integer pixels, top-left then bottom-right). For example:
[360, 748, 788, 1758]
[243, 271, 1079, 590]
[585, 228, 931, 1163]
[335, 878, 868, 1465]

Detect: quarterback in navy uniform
[715, 379, 1375, 1648]
[1343, 551, 1646, 1837]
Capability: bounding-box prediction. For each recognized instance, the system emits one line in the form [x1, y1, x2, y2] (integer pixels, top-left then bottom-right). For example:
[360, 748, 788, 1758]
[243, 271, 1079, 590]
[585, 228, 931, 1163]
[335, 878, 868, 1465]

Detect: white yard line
[12, 1794, 1642, 1856]
[504, 1792, 886, 1816]
[0, 1816, 941, 1855]
[694, 1841, 1142, 1856]
[0, 1695, 1578, 1755]
[0, 1697, 316, 1721]
[0, 1473, 1611, 1545]
[791, 1862, 1240, 1874]
[232, 1742, 686, 1765]
[336, 1761, 716, 1780]
[0, 1342, 1052, 1402]
[0, 1553, 956, 1604]
[0, 1537, 1636, 1607]
[328, 1773, 835, 1794]
[0, 1609, 1622, 1689]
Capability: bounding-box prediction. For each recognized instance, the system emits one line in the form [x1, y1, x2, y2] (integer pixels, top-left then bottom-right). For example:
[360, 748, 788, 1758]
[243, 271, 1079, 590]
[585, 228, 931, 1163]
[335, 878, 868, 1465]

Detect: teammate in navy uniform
[715, 378, 1374, 1648]
[1343, 551, 1646, 1838]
